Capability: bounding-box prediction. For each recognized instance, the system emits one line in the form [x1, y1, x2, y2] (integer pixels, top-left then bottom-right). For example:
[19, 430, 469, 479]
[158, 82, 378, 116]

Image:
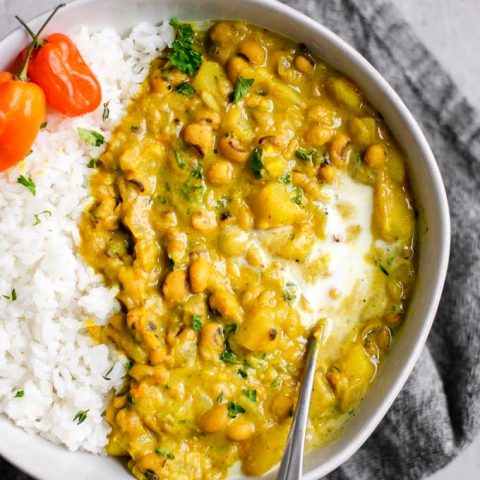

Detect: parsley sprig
[168, 18, 202, 75]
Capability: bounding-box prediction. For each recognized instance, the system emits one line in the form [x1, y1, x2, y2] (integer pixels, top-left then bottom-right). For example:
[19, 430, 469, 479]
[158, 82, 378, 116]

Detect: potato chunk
[374, 172, 415, 242]
[249, 182, 304, 229]
[236, 307, 279, 352]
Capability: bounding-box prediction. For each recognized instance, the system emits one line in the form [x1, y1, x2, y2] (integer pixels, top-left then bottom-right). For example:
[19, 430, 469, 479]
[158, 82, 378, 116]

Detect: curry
[80, 19, 416, 480]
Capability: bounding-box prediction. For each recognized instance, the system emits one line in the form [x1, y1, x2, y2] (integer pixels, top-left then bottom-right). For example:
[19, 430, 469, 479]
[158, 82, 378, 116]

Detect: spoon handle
[277, 336, 319, 480]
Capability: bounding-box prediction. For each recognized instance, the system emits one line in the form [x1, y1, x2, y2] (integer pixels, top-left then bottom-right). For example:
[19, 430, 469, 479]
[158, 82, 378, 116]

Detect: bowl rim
[0, 0, 450, 479]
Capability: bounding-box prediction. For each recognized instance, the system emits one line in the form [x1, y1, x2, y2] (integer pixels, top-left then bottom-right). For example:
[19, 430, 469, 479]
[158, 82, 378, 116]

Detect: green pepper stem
[16, 3, 66, 80]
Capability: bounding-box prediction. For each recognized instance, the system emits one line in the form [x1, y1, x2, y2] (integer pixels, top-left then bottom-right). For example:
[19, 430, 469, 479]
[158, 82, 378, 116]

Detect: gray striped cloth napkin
[1, 0, 479, 479]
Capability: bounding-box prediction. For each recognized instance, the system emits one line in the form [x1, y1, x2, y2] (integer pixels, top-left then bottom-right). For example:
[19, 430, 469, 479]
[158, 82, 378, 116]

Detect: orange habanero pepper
[0, 32, 46, 172]
[18, 5, 102, 117]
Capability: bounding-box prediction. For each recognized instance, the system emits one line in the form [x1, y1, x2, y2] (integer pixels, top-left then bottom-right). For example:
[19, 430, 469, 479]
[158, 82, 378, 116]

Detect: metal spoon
[277, 330, 320, 480]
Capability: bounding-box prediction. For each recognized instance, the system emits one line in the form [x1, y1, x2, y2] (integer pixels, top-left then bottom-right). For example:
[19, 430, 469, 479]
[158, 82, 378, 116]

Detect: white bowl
[0, 0, 450, 479]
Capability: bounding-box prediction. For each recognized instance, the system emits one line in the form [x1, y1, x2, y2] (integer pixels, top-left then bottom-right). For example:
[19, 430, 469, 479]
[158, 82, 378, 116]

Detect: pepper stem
[16, 3, 66, 80]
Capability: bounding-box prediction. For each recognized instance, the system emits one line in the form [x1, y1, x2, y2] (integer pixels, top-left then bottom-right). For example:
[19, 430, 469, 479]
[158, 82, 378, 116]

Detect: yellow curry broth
[80, 20, 416, 480]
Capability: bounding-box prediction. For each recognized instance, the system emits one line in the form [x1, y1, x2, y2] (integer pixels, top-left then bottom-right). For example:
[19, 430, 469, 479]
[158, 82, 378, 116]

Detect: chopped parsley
[291, 187, 303, 205]
[87, 158, 100, 168]
[17, 175, 36, 196]
[14, 390, 24, 398]
[157, 196, 168, 205]
[283, 282, 297, 302]
[175, 82, 197, 95]
[155, 448, 175, 460]
[271, 377, 281, 388]
[233, 77, 254, 103]
[127, 394, 137, 406]
[125, 359, 134, 370]
[77, 128, 105, 147]
[220, 350, 238, 364]
[40, 121, 48, 129]
[250, 147, 264, 179]
[2, 288, 17, 301]
[295, 148, 316, 161]
[174, 150, 186, 169]
[191, 314, 202, 331]
[33, 210, 52, 225]
[237, 368, 248, 379]
[180, 180, 204, 202]
[168, 255, 175, 271]
[227, 402, 246, 418]
[243, 389, 257, 402]
[102, 102, 110, 121]
[168, 18, 202, 75]
[279, 173, 291, 185]
[73, 409, 89, 425]
[191, 167, 203, 179]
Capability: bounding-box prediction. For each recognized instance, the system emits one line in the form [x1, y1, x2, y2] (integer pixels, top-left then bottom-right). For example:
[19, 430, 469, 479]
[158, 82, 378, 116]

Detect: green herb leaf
[234, 77, 254, 103]
[78, 128, 105, 147]
[180, 180, 204, 202]
[14, 390, 24, 398]
[88, 158, 100, 168]
[40, 121, 48, 129]
[102, 102, 110, 121]
[127, 394, 137, 405]
[279, 173, 291, 185]
[191, 167, 203, 179]
[174, 150, 186, 169]
[168, 18, 202, 75]
[168, 255, 175, 271]
[320, 153, 331, 166]
[227, 402, 246, 418]
[295, 149, 316, 161]
[73, 409, 89, 425]
[155, 448, 175, 460]
[220, 350, 238, 364]
[157, 196, 168, 205]
[283, 282, 297, 302]
[191, 314, 202, 331]
[243, 389, 257, 402]
[33, 210, 52, 225]
[250, 147, 263, 180]
[175, 82, 197, 95]
[237, 368, 248, 379]
[271, 377, 281, 388]
[291, 187, 302, 205]
[17, 175, 36, 196]
[125, 359, 134, 370]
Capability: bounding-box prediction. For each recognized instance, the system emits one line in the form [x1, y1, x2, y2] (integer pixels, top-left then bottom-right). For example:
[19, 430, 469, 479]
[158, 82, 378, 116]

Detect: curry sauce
[80, 19, 416, 480]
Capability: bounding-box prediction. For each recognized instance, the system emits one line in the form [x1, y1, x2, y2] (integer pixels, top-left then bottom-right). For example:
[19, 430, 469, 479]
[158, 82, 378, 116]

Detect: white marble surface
[0, 0, 479, 479]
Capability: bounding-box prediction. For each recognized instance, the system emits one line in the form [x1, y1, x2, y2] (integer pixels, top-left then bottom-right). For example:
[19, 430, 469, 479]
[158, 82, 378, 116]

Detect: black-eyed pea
[199, 404, 229, 433]
[270, 394, 294, 421]
[209, 291, 243, 323]
[194, 109, 221, 129]
[305, 125, 333, 147]
[136, 454, 165, 478]
[227, 55, 250, 83]
[163, 270, 189, 303]
[329, 133, 351, 167]
[191, 211, 217, 233]
[210, 22, 237, 46]
[198, 322, 224, 361]
[165, 227, 187, 264]
[294, 55, 314, 74]
[218, 136, 249, 163]
[206, 160, 233, 186]
[189, 256, 210, 293]
[364, 143, 387, 168]
[227, 417, 256, 441]
[238, 39, 266, 65]
[182, 123, 213, 157]
[318, 164, 336, 183]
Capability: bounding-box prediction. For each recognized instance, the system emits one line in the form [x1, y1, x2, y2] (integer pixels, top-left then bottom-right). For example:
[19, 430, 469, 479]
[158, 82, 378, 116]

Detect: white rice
[0, 22, 174, 453]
